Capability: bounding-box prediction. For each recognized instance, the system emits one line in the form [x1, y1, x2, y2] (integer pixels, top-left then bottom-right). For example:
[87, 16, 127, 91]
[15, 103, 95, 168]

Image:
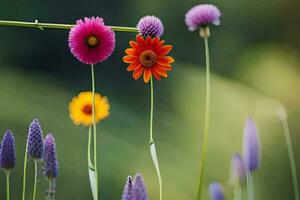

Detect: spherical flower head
[185, 4, 221, 31]
[0, 130, 16, 170]
[137, 16, 164, 37]
[69, 91, 110, 126]
[209, 182, 225, 200]
[122, 176, 133, 200]
[123, 35, 174, 83]
[68, 17, 116, 65]
[243, 118, 260, 172]
[44, 134, 58, 179]
[230, 153, 246, 184]
[27, 119, 44, 160]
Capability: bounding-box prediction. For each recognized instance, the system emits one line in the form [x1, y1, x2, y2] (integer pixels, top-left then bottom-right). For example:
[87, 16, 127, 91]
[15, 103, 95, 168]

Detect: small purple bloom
[185, 4, 221, 31]
[243, 118, 260, 172]
[121, 173, 148, 200]
[0, 130, 16, 170]
[122, 176, 133, 200]
[44, 134, 58, 179]
[27, 119, 44, 159]
[230, 153, 246, 184]
[137, 16, 164, 37]
[209, 182, 225, 200]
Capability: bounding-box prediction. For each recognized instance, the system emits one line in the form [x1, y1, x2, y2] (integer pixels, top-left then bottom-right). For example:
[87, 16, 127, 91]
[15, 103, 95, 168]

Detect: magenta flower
[185, 4, 221, 31]
[137, 16, 164, 37]
[68, 17, 116, 65]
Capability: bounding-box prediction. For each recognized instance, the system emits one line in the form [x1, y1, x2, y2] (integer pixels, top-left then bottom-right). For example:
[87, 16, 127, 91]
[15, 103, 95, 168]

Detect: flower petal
[143, 68, 152, 83]
[157, 56, 175, 65]
[123, 55, 138, 63]
[127, 64, 141, 71]
[158, 45, 173, 56]
[133, 67, 144, 80]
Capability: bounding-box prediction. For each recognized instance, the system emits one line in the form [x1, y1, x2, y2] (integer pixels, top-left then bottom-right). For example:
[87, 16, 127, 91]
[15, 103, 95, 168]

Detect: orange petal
[133, 67, 144, 80]
[151, 68, 161, 80]
[123, 55, 138, 63]
[154, 66, 168, 78]
[129, 41, 139, 50]
[157, 64, 173, 71]
[136, 35, 145, 46]
[143, 68, 152, 83]
[157, 56, 175, 65]
[127, 64, 141, 71]
[125, 48, 139, 56]
[158, 45, 173, 56]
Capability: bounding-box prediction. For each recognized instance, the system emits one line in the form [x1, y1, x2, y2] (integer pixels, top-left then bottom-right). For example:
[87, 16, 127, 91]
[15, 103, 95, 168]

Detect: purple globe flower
[122, 176, 133, 200]
[230, 153, 246, 184]
[0, 130, 16, 170]
[185, 4, 221, 31]
[27, 119, 44, 159]
[137, 16, 164, 37]
[209, 182, 224, 200]
[243, 118, 260, 172]
[121, 173, 148, 200]
[44, 134, 58, 179]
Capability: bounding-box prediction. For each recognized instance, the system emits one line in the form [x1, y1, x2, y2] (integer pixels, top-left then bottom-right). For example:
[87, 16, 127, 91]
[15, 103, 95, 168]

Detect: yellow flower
[69, 91, 110, 126]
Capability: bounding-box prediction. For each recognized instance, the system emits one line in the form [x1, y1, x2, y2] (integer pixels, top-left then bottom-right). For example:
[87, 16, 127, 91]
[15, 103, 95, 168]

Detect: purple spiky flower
[209, 182, 224, 200]
[122, 173, 148, 200]
[0, 130, 16, 170]
[185, 4, 221, 31]
[230, 153, 246, 184]
[44, 134, 58, 179]
[137, 16, 164, 37]
[122, 176, 133, 200]
[27, 119, 44, 159]
[243, 118, 260, 172]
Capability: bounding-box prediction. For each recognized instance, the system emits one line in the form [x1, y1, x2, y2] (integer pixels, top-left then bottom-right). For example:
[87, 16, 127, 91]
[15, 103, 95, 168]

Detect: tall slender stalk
[33, 160, 38, 200]
[91, 64, 98, 200]
[278, 109, 299, 200]
[0, 20, 138, 32]
[149, 77, 163, 200]
[246, 172, 254, 200]
[5, 170, 10, 200]
[22, 141, 28, 200]
[233, 184, 242, 200]
[196, 36, 211, 200]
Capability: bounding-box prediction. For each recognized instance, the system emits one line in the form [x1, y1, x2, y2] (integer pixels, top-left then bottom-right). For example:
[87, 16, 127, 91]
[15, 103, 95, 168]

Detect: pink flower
[68, 17, 116, 65]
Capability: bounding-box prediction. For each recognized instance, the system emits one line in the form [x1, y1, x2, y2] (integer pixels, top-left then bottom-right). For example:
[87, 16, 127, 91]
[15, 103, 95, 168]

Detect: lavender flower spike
[137, 16, 164, 37]
[0, 130, 16, 170]
[230, 153, 246, 184]
[185, 4, 221, 31]
[44, 134, 58, 179]
[27, 119, 44, 159]
[121, 173, 148, 200]
[243, 118, 260, 172]
[209, 182, 225, 200]
[122, 176, 133, 200]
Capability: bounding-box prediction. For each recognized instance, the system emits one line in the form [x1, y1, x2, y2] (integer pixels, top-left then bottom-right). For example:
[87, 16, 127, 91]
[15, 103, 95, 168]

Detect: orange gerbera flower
[123, 35, 174, 83]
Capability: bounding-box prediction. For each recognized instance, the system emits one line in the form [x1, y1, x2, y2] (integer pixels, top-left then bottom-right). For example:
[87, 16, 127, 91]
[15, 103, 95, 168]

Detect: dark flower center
[140, 50, 157, 67]
[85, 35, 99, 48]
[82, 104, 93, 115]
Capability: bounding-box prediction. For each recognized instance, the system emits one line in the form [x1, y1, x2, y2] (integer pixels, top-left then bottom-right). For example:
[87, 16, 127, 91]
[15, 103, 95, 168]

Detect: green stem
[22, 140, 28, 200]
[246, 172, 254, 200]
[91, 64, 98, 200]
[88, 126, 93, 167]
[5, 170, 10, 200]
[278, 109, 299, 200]
[47, 179, 52, 200]
[196, 36, 211, 200]
[33, 160, 38, 200]
[149, 77, 163, 200]
[233, 184, 242, 200]
[0, 20, 138, 32]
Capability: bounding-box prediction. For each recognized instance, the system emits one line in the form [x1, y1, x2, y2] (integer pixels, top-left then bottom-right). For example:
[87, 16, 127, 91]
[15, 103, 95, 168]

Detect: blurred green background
[0, 0, 300, 199]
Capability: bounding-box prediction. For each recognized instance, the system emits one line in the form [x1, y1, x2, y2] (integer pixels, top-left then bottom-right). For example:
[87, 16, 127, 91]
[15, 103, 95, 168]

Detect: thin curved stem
[0, 20, 138, 32]
[22, 141, 28, 200]
[149, 77, 163, 200]
[196, 37, 211, 200]
[88, 126, 93, 167]
[91, 64, 98, 200]
[278, 109, 299, 200]
[5, 170, 10, 200]
[33, 160, 38, 200]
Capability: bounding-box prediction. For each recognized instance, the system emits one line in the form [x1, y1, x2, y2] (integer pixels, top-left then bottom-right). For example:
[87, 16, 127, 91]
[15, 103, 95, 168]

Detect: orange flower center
[139, 50, 157, 67]
[85, 35, 99, 48]
[82, 104, 93, 115]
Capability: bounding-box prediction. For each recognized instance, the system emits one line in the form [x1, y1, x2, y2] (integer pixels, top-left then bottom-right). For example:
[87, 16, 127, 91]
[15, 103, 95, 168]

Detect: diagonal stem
[33, 160, 38, 200]
[278, 109, 299, 200]
[22, 139, 28, 200]
[0, 20, 138, 32]
[149, 77, 163, 200]
[196, 36, 211, 200]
